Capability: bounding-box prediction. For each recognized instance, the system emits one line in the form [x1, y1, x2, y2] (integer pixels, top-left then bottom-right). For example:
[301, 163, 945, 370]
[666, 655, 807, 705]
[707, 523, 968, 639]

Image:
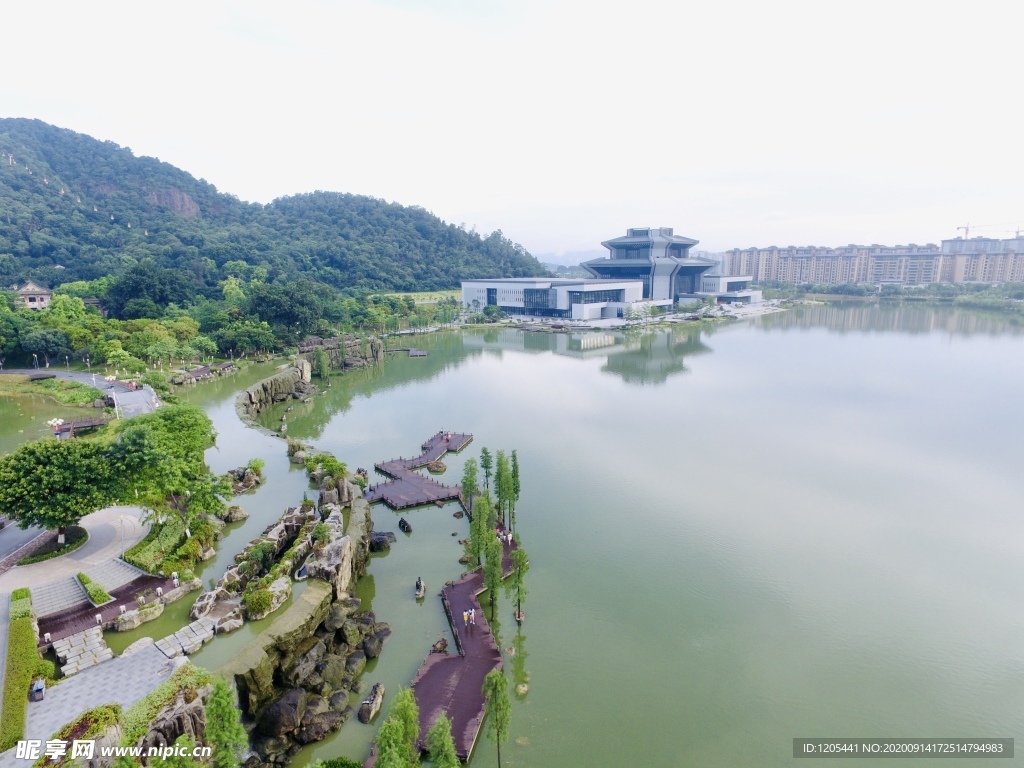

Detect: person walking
[470, 608, 476, 625]
[463, 610, 469, 626]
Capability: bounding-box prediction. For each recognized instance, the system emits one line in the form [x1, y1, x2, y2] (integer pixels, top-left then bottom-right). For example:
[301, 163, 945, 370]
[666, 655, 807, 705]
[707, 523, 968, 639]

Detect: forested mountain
[0, 118, 545, 296]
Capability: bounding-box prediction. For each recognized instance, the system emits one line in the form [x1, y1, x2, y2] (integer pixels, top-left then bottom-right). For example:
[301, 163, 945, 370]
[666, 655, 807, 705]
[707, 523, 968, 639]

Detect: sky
[2, 0, 1022, 261]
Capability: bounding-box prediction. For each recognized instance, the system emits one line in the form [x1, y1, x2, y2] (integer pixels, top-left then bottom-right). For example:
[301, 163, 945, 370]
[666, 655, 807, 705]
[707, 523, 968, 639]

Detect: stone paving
[52, 627, 113, 677]
[13, 644, 178, 757]
[155, 618, 216, 658]
[30, 577, 89, 618]
[84, 558, 146, 592]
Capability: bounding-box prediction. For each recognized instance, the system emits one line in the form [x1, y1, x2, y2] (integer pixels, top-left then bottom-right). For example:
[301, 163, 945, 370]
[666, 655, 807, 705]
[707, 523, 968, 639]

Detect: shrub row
[120, 664, 212, 747]
[11, 587, 30, 601]
[17, 527, 89, 566]
[9, 598, 31, 621]
[123, 516, 185, 573]
[77, 573, 112, 605]
[35, 704, 123, 767]
[0, 615, 40, 750]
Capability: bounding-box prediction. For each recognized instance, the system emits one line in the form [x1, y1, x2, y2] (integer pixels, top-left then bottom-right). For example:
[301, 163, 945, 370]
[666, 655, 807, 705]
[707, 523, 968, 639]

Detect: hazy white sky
[3, 0, 1022, 257]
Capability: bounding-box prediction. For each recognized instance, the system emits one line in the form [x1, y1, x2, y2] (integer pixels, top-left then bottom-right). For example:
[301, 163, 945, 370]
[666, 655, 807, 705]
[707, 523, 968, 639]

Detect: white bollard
[119, 605, 126, 614]
[95, 614, 102, 625]
[43, 633, 51, 643]
[156, 587, 164, 597]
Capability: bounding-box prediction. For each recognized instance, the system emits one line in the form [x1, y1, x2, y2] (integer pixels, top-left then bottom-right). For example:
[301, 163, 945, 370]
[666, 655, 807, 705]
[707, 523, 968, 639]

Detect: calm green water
[0, 395, 87, 455]
[7, 305, 1024, 767]
[243, 305, 1024, 768]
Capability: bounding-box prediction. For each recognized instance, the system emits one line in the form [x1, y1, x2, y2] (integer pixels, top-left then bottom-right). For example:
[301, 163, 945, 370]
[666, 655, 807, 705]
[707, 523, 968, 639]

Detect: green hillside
[0, 118, 544, 299]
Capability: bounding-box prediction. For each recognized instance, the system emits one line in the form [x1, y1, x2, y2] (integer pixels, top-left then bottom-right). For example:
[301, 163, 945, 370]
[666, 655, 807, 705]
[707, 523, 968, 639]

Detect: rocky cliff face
[240, 361, 312, 417]
[297, 335, 383, 371]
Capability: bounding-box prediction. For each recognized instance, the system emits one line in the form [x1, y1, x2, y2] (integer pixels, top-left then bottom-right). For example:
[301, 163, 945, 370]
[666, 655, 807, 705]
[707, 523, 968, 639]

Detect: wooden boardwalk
[409, 535, 519, 761]
[363, 431, 472, 510]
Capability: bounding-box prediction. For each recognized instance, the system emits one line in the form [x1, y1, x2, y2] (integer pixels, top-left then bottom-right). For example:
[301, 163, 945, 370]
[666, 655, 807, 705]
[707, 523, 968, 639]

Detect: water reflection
[755, 301, 1024, 336]
[463, 326, 713, 386]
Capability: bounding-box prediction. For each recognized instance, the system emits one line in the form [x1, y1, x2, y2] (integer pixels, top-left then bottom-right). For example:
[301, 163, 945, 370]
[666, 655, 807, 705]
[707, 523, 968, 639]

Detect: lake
[8, 303, 1024, 767]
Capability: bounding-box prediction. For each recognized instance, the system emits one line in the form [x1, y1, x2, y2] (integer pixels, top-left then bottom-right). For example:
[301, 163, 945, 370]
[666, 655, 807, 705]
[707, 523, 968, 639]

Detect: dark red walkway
[363, 431, 472, 510]
[37, 574, 178, 649]
[410, 535, 519, 761]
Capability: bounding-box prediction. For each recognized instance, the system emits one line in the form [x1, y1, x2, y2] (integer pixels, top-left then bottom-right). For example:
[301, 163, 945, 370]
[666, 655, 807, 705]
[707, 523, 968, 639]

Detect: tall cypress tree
[205, 677, 248, 768]
[482, 670, 511, 768]
[425, 713, 459, 768]
[480, 447, 493, 490]
[484, 532, 504, 621]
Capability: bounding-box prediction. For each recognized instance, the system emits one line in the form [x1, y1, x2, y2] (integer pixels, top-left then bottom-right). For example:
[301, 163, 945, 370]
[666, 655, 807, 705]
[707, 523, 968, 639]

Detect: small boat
[398, 517, 412, 534]
[358, 683, 385, 723]
[415, 576, 425, 599]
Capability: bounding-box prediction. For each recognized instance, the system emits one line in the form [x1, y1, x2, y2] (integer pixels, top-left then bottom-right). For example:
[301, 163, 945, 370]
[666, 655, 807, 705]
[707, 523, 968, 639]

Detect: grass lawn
[0, 375, 104, 406]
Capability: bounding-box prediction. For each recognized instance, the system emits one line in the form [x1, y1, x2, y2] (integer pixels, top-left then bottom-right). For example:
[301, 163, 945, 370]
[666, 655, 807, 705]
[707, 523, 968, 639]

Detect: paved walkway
[0, 644, 177, 765]
[410, 535, 519, 761]
[0, 369, 159, 419]
[0, 506, 148, 595]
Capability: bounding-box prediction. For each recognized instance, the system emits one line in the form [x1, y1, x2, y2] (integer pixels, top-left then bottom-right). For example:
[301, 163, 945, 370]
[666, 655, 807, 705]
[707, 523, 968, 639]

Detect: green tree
[374, 716, 409, 768]
[495, 450, 512, 528]
[506, 545, 529, 621]
[510, 449, 521, 534]
[205, 677, 247, 768]
[470, 494, 492, 567]
[390, 687, 420, 764]
[480, 447, 493, 490]
[0, 438, 118, 543]
[20, 328, 70, 367]
[483, 532, 503, 621]
[314, 347, 330, 380]
[460, 457, 479, 513]
[425, 713, 459, 768]
[482, 669, 511, 768]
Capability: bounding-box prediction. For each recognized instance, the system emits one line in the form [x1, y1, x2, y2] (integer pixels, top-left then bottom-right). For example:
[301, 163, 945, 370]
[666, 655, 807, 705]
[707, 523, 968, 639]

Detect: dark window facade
[502, 305, 569, 318]
[486, 288, 497, 306]
[567, 289, 625, 305]
[523, 288, 553, 309]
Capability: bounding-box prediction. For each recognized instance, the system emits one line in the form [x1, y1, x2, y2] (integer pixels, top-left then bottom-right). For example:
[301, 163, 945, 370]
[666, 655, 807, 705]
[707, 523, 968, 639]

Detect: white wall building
[461, 278, 671, 321]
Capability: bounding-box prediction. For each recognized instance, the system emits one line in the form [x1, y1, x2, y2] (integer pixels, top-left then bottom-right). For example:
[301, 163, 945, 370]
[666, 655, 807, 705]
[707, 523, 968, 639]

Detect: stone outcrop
[227, 466, 262, 494]
[239, 361, 313, 417]
[220, 505, 250, 523]
[297, 335, 383, 372]
[305, 505, 353, 600]
[191, 506, 317, 629]
[114, 600, 164, 631]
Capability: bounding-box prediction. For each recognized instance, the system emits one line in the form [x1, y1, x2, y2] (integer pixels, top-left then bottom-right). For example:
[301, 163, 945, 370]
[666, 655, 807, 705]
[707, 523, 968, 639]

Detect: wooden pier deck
[363, 431, 472, 510]
[55, 416, 111, 437]
[409, 535, 519, 762]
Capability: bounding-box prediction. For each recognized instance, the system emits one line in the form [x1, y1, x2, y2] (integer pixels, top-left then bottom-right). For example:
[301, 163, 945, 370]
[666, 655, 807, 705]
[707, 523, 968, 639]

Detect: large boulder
[258, 688, 306, 738]
[362, 624, 391, 659]
[340, 619, 364, 647]
[282, 639, 326, 688]
[137, 686, 211, 753]
[319, 655, 350, 689]
[368, 531, 395, 552]
[220, 505, 250, 523]
[323, 596, 361, 631]
[345, 650, 366, 677]
[329, 691, 350, 713]
[295, 711, 342, 744]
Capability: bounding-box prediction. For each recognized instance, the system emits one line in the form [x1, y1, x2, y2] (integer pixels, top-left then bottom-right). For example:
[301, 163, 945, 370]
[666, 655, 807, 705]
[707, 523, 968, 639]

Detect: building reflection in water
[463, 326, 712, 386]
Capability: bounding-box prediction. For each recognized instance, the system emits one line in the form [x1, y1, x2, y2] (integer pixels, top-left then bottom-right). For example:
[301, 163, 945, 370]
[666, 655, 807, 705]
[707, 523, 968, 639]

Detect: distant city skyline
[1, 1, 1021, 256]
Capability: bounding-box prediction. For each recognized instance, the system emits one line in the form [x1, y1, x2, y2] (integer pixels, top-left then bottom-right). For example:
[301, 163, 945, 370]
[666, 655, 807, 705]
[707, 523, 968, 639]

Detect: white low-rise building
[461, 278, 672, 321]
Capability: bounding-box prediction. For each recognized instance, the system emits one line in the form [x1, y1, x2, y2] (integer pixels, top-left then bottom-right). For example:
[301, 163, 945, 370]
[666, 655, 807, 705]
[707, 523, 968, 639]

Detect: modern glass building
[461, 278, 665, 321]
[583, 227, 717, 300]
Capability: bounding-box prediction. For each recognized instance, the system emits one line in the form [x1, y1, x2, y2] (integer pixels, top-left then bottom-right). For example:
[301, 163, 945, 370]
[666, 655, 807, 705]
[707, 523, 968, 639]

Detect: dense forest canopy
[0, 118, 545, 296]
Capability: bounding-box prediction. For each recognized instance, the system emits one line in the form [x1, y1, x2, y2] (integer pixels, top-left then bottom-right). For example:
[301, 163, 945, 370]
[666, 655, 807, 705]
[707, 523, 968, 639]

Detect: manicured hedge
[123, 516, 185, 573]
[0, 615, 40, 750]
[120, 664, 212, 746]
[11, 588, 30, 601]
[77, 573, 112, 605]
[35, 704, 123, 767]
[9, 598, 31, 621]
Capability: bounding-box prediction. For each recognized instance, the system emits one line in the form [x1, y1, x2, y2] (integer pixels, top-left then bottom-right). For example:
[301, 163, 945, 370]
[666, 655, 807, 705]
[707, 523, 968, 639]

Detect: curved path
[0, 506, 148, 595]
[0, 369, 159, 418]
[409, 535, 519, 761]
